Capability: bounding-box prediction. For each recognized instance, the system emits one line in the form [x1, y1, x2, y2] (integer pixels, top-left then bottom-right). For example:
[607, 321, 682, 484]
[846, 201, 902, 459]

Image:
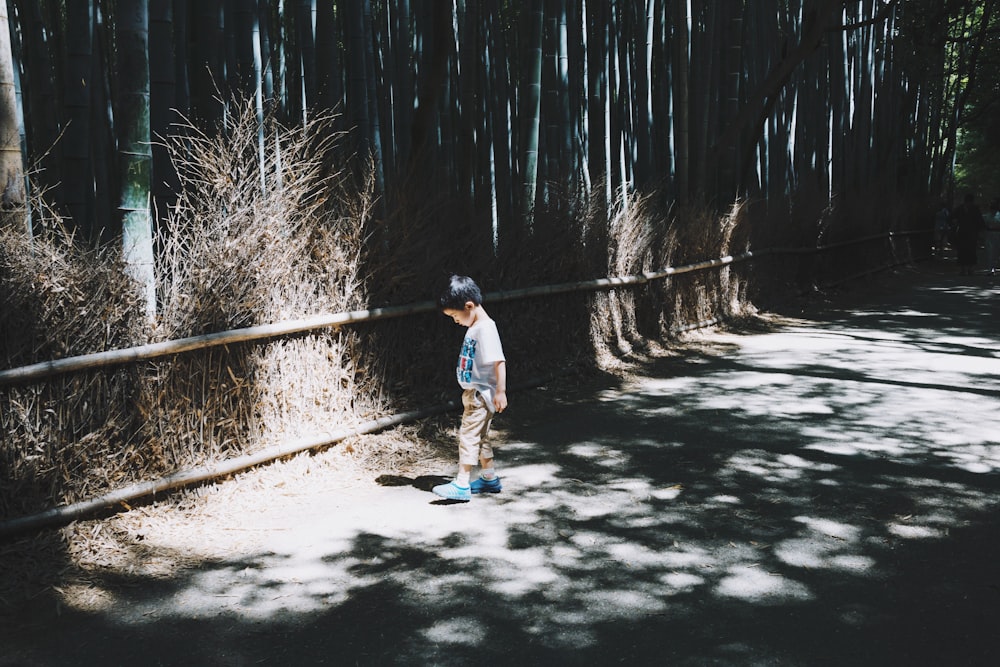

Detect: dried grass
[136, 101, 381, 481]
[588, 191, 756, 369]
[1, 101, 380, 517]
[0, 207, 147, 516]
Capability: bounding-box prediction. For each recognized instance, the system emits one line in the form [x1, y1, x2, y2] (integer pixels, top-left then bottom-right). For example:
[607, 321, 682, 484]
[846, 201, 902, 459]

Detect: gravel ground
[2, 259, 999, 666]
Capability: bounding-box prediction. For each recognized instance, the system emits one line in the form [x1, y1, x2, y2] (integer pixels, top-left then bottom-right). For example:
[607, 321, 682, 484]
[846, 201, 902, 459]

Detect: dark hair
[438, 275, 482, 309]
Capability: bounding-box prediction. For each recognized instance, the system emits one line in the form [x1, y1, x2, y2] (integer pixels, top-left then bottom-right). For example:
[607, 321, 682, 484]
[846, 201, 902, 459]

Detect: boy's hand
[493, 360, 507, 413]
[494, 390, 508, 413]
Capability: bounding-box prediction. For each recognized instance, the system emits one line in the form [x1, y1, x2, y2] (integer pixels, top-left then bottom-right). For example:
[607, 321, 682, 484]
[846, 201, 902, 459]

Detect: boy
[432, 275, 508, 502]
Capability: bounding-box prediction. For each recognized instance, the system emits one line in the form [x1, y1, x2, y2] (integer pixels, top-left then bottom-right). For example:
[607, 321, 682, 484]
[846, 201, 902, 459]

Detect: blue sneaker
[470, 475, 502, 494]
[432, 481, 471, 502]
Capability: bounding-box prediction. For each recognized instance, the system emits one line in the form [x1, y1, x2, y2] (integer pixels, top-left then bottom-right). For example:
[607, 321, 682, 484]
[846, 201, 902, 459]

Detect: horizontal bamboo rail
[0, 302, 436, 387]
[0, 253, 770, 386]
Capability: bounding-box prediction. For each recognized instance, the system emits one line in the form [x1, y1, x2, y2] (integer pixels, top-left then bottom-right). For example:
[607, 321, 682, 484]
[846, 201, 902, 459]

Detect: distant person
[432, 275, 507, 502]
[988, 199, 1000, 274]
[934, 201, 951, 258]
[933, 201, 951, 256]
[952, 193, 985, 275]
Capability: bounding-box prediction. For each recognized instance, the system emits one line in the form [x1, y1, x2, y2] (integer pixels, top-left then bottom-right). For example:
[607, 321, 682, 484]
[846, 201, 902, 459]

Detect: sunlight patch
[661, 571, 705, 592]
[855, 440, 913, 456]
[715, 566, 812, 601]
[635, 405, 683, 418]
[724, 450, 824, 483]
[772, 398, 833, 416]
[423, 618, 486, 645]
[957, 461, 994, 474]
[606, 541, 670, 566]
[774, 540, 825, 569]
[630, 377, 698, 395]
[662, 546, 713, 569]
[585, 589, 667, 617]
[828, 554, 876, 572]
[607, 478, 651, 493]
[888, 523, 946, 539]
[489, 554, 560, 596]
[499, 549, 559, 583]
[165, 557, 355, 619]
[59, 584, 116, 613]
[938, 443, 1000, 473]
[652, 485, 683, 500]
[778, 454, 839, 472]
[505, 463, 561, 487]
[570, 490, 638, 518]
[567, 442, 614, 458]
[803, 441, 860, 457]
[611, 514, 668, 529]
[894, 308, 932, 317]
[794, 516, 860, 541]
[568, 531, 605, 549]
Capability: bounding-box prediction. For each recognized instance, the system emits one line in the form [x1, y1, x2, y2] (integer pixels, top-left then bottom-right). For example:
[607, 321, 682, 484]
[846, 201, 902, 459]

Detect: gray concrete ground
[2, 261, 1000, 665]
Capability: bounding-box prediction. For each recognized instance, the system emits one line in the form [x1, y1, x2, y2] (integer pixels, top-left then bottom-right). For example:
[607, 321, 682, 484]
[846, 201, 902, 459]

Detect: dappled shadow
[3, 267, 1000, 665]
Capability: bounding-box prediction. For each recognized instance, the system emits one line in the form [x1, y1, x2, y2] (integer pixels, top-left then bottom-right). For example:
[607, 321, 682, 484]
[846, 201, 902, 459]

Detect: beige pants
[458, 389, 495, 465]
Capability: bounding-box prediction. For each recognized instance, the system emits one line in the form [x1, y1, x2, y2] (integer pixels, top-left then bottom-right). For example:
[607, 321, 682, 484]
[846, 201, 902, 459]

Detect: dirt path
[3, 261, 1000, 666]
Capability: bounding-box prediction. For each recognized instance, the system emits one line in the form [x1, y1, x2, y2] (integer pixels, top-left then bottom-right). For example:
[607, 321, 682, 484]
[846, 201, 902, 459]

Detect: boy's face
[443, 302, 477, 327]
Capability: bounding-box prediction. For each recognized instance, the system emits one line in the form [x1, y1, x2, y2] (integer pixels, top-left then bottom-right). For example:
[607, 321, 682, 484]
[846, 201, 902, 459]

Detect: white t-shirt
[456, 317, 505, 408]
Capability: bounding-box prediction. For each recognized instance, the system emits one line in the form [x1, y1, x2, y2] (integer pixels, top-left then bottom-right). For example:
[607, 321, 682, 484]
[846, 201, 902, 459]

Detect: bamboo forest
[1, 1, 999, 518]
[3, 2, 996, 267]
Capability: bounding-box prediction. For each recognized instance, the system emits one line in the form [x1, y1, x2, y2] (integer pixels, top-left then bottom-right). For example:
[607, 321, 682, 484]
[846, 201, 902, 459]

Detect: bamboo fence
[0, 228, 931, 537]
[0, 230, 931, 388]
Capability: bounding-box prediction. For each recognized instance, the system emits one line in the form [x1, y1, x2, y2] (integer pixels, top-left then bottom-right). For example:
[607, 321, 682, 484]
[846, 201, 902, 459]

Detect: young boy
[432, 275, 508, 502]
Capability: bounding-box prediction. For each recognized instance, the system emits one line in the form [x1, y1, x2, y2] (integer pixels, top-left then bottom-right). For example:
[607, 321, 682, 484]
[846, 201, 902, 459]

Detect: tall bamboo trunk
[632, 0, 654, 190]
[0, 0, 25, 221]
[315, 0, 343, 116]
[519, 0, 544, 222]
[18, 1, 60, 206]
[389, 0, 413, 172]
[116, 0, 156, 318]
[669, 0, 689, 203]
[296, 0, 316, 122]
[150, 0, 178, 234]
[457, 0, 477, 202]
[190, 0, 224, 129]
[720, 1, 743, 197]
[586, 0, 610, 207]
[362, 0, 385, 193]
[486, 0, 514, 250]
[61, 1, 94, 238]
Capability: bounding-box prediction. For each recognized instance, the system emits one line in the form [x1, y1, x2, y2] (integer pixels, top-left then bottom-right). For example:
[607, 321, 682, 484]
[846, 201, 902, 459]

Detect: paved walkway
[3, 263, 1000, 666]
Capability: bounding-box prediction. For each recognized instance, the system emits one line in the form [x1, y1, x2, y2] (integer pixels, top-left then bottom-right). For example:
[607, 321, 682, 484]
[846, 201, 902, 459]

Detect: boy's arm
[493, 360, 507, 412]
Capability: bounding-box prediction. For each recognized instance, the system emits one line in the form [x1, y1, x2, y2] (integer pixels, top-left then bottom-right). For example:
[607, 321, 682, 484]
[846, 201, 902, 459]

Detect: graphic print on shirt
[458, 336, 477, 384]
